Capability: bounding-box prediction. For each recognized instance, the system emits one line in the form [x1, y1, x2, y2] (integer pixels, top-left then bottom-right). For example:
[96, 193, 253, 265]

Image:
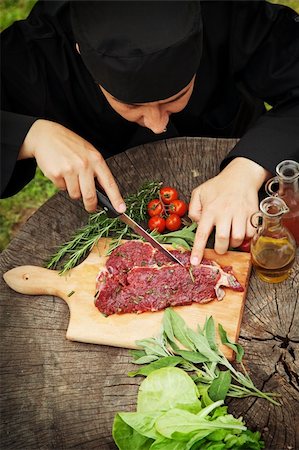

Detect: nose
[142, 105, 169, 134]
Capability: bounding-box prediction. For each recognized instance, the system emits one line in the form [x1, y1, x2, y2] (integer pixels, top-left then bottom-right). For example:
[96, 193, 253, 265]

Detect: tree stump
[1, 137, 298, 449]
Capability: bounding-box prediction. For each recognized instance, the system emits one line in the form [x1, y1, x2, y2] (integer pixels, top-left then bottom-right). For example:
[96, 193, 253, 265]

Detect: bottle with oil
[250, 196, 296, 283]
[265, 160, 299, 245]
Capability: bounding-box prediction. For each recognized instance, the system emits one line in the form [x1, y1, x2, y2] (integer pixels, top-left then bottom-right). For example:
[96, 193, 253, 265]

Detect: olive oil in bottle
[251, 197, 296, 283]
[251, 236, 295, 283]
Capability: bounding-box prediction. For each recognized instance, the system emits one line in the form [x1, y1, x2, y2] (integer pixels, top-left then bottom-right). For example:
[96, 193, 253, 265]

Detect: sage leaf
[130, 349, 146, 360]
[218, 324, 244, 363]
[175, 350, 209, 364]
[203, 316, 218, 352]
[136, 337, 170, 358]
[208, 370, 232, 401]
[128, 356, 184, 377]
[133, 355, 160, 365]
[186, 329, 220, 362]
[166, 308, 196, 351]
[162, 310, 177, 343]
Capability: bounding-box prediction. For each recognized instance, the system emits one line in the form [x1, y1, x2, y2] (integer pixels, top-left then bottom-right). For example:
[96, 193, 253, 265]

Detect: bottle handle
[265, 176, 279, 196]
[250, 211, 262, 229]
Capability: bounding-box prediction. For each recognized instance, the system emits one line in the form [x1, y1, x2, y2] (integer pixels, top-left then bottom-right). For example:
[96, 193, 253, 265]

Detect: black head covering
[71, 1, 202, 103]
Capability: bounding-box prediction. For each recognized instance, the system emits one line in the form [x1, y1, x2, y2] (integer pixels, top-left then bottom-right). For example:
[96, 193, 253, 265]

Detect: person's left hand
[188, 157, 271, 265]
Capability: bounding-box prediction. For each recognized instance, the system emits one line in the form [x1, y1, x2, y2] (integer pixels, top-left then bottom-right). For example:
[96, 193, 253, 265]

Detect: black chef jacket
[1, 0, 299, 197]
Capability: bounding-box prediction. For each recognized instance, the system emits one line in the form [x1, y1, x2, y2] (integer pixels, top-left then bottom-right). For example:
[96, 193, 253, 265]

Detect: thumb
[188, 188, 203, 223]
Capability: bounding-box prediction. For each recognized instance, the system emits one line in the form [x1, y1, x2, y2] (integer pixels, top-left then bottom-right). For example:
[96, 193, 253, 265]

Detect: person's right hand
[18, 119, 126, 213]
[188, 157, 271, 265]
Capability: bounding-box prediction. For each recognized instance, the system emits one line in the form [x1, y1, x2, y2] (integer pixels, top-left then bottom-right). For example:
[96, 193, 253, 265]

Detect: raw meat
[94, 241, 243, 316]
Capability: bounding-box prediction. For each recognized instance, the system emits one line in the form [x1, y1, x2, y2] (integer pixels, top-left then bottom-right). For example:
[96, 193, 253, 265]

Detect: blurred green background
[1, 0, 298, 251]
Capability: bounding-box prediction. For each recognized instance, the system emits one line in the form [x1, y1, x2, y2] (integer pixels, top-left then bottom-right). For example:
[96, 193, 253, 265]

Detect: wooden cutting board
[3, 238, 251, 360]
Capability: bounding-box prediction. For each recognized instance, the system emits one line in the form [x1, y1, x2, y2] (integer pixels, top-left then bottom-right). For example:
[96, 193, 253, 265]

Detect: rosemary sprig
[47, 181, 162, 274]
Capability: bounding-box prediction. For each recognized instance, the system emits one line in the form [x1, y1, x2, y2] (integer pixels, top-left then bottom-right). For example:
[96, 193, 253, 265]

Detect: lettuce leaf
[137, 367, 201, 414]
[113, 414, 154, 450]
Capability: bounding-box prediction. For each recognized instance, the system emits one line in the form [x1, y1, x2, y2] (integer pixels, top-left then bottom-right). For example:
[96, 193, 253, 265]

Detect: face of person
[76, 43, 195, 133]
[99, 76, 196, 134]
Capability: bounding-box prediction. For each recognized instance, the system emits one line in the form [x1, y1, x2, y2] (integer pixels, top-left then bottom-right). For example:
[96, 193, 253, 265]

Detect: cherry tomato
[169, 199, 188, 217]
[148, 216, 166, 233]
[160, 186, 179, 205]
[236, 238, 251, 253]
[165, 213, 181, 231]
[147, 199, 164, 217]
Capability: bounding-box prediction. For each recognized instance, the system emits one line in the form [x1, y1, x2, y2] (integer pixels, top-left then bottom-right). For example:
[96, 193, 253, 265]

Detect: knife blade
[95, 188, 185, 268]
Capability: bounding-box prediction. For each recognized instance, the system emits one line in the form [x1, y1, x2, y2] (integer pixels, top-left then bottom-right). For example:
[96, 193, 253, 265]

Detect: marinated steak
[94, 241, 243, 316]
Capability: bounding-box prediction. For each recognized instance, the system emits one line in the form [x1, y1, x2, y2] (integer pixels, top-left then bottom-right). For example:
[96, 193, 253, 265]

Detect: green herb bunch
[46, 181, 160, 274]
[129, 308, 280, 406]
[113, 309, 277, 448]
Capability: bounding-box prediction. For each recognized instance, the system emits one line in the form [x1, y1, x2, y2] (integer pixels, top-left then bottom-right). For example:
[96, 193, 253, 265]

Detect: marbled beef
[94, 241, 243, 316]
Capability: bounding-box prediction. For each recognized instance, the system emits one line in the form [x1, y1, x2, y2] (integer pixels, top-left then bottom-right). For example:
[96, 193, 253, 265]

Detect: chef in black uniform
[1, 1, 299, 264]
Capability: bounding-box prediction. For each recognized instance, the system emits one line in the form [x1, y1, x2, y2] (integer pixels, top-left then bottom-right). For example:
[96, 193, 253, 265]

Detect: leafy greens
[129, 308, 280, 406]
[113, 367, 265, 449]
[112, 309, 280, 449]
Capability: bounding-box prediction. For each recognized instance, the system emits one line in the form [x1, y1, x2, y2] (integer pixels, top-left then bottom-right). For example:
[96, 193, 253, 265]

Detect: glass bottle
[250, 197, 296, 283]
[265, 160, 299, 245]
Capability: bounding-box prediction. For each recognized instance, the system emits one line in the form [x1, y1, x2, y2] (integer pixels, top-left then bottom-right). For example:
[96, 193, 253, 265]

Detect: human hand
[19, 119, 126, 213]
[188, 157, 271, 265]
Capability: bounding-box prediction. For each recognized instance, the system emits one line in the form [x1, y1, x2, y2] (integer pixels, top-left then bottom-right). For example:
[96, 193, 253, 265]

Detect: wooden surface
[3, 238, 251, 360]
[0, 137, 298, 450]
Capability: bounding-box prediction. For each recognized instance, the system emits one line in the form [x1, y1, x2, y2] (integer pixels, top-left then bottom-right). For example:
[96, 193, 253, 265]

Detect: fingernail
[118, 202, 126, 213]
[190, 256, 199, 266]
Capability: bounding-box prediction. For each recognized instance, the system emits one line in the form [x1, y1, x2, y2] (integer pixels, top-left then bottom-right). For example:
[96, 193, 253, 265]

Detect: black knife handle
[95, 188, 120, 218]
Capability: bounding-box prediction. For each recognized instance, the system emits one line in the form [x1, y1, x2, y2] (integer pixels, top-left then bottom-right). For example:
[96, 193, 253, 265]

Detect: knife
[95, 187, 185, 268]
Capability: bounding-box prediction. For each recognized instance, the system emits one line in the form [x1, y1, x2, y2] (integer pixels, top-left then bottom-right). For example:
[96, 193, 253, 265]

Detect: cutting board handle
[3, 265, 69, 297]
